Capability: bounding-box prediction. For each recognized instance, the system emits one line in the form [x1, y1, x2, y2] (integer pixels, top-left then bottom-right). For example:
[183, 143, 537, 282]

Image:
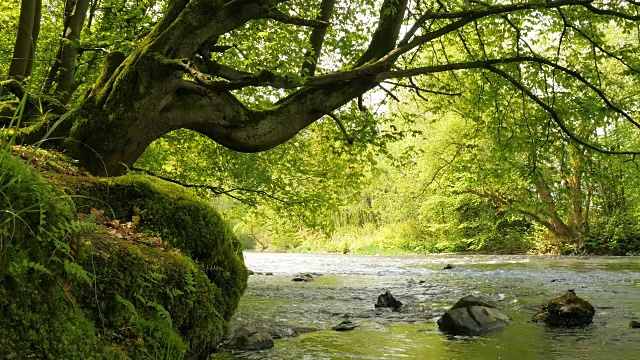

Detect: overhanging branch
[485, 65, 640, 156]
[129, 166, 290, 205]
[266, 8, 329, 28]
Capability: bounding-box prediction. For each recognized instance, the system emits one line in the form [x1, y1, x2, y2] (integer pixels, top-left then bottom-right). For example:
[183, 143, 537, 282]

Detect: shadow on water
[212, 253, 640, 359]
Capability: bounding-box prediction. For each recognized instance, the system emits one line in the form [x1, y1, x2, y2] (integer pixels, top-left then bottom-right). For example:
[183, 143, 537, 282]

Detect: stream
[212, 252, 640, 359]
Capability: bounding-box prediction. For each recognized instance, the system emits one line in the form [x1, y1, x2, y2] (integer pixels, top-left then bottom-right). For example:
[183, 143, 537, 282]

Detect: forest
[2, 0, 640, 358]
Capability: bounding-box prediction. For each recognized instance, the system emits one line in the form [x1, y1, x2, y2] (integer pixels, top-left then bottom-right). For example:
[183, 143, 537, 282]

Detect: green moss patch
[1, 151, 248, 359]
[62, 174, 248, 320]
[75, 229, 224, 358]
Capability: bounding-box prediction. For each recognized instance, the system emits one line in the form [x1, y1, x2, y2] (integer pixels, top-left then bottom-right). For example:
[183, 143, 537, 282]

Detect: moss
[75, 230, 222, 358]
[0, 100, 19, 125]
[2, 151, 247, 359]
[58, 173, 247, 358]
[532, 290, 595, 327]
[0, 284, 99, 359]
[0, 152, 99, 359]
[62, 174, 247, 316]
[0, 151, 75, 276]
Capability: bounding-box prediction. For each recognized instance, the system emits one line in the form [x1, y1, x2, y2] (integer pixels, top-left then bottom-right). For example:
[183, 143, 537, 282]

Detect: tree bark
[8, 0, 40, 80]
[23, 0, 42, 79]
[43, 0, 77, 94]
[55, 0, 90, 103]
[301, 0, 336, 76]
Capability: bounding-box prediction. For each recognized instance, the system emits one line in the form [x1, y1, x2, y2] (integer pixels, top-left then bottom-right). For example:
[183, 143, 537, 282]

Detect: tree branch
[165, 75, 377, 153]
[377, 56, 640, 130]
[355, 0, 409, 67]
[583, 3, 640, 20]
[485, 64, 640, 156]
[382, 80, 462, 97]
[129, 166, 290, 205]
[266, 8, 329, 28]
[327, 112, 353, 144]
[301, 0, 336, 76]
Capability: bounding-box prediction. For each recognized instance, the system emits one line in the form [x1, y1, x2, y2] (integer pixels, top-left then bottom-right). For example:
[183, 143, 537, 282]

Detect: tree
[3, 0, 640, 180]
[8, 0, 42, 80]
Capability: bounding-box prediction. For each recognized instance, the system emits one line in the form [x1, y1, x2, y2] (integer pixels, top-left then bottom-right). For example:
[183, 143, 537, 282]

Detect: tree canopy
[3, 0, 640, 251]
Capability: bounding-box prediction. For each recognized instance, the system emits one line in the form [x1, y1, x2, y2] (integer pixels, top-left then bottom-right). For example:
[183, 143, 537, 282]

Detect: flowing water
[212, 252, 640, 359]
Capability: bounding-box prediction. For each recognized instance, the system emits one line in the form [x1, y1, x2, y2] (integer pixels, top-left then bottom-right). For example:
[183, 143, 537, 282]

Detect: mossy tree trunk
[66, 0, 405, 176]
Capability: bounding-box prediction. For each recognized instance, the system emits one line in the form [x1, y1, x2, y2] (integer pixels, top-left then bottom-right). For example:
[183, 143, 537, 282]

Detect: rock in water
[292, 273, 313, 282]
[437, 295, 510, 335]
[532, 290, 595, 327]
[443, 264, 455, 270]
[332, 320, 359, 331]
[375, 290, 403, 310]
[630, 321, 640, 328]
[226, 326, 274, 351]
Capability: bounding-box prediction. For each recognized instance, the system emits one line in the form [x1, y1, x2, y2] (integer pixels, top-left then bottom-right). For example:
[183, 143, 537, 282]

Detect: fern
[148, 301, 173, 326]
[64, 260, 93, 285]
[115, 295, 138, 319]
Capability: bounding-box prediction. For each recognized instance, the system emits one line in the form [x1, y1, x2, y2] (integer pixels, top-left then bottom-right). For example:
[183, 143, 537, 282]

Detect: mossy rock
[0, 152, 98, 359]
[75, 231, 224, 358]
[532, 290, 595, 327]
[2, 153, 247, 358]
[0, 100, 18, 125]
[0, 152, 75, 275]
[60, 174, 248, 320]
[0, 284, 99, 359]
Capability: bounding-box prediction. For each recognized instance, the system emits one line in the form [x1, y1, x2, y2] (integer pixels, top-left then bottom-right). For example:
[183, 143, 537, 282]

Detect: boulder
[443, 264, 455, 270]
[332, 320, 359, 331]
[226, 326, 274, 351]
[375, 290, 402, 310]
[629, 321, 640, 328]
[437, 295, 509, 335]
[532, 290, 595, 327]
[292, 274, 313, 282]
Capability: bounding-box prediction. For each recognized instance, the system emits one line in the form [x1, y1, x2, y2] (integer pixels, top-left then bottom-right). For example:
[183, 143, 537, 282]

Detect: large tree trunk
[8, 0, 41, 80]
[66, 0, 398, 176]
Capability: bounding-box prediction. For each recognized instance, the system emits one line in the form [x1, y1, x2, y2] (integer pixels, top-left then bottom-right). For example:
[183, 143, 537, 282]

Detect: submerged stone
[532, 290, 595, 327]
[437, 295, 509, 335]
[375, 290, 403, 310]
[292, 273, 314, 282]
[226, 326, 274, 351]
[332, 320, 359, 331]
[629, 321, 640, 328]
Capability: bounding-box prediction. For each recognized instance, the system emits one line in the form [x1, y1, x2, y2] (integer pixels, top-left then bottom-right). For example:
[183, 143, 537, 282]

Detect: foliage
[59, 174, 248, 318]
[0, 149, 100, 358]
[75, 228, 224, 359]
[3, 0, 640, 257]
[0, 147, 247, 358]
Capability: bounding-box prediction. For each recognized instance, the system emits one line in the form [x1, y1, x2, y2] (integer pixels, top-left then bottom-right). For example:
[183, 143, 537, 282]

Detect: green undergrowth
[0, 148, 248, 359]
[58, 173, 248, 320]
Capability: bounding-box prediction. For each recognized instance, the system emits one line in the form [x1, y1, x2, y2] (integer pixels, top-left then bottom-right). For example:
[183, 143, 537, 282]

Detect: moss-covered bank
[0, 149, 248, 359]
[59, 174, 248, 321]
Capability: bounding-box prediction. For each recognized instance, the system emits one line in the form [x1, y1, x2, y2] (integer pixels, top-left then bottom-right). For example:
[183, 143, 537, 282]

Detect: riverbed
[212, 252, 640, 359]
